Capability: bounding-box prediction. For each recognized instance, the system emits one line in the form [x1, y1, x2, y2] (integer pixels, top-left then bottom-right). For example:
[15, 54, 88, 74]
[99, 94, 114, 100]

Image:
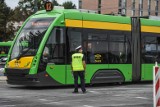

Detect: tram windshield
[10, 18, 54, 60]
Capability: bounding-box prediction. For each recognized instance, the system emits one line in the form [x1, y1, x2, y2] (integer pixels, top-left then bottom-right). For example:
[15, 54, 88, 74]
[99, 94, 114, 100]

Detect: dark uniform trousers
[73, 71, 86, 92]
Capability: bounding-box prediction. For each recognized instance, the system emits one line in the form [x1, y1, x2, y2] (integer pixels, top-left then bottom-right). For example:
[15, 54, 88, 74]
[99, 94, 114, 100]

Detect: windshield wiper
[16, 30, 47, 60]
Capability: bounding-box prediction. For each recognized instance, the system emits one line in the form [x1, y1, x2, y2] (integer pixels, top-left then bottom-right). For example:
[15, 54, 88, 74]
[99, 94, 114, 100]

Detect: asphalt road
[0, 80, 153, 107]
[0, 64, 5, 76]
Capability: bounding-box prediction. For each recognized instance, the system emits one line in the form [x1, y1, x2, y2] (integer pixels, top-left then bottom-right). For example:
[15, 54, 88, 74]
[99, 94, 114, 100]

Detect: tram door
[66, 28, 83, 84]
[44, 28, 66, 84]
[141, 35, 160, 81]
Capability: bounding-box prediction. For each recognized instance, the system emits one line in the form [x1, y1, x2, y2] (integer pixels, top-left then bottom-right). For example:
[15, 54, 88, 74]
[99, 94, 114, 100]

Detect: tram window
[42, 28, 65, 64]
[69, 31, 82, 52]
[142, 36, 160, 63]
[145, 44, 156, 52]
[88, 33, 107, 40]
[87, 33, 108, 64]
[67, 30, 82, 63]
[109, 34, 129, 64]
[87, 41, 108, 64]
[158, 38, 160, 52]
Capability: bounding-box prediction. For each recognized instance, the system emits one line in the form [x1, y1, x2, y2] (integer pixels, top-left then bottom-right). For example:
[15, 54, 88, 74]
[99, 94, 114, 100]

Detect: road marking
[0, 101, 10, 102]
[14, 96, 23, 98]
[39, 99, 50, 101]
[90, 87, 151, 91]
[38, 99, 53, 103]
[83, 105, 94, 107]
[45, 102, 63, 105]
[135, 97, 149, 99]
[113, 95, 123, 96]
[2, 105, 16, 107]
[88, 91, 100, 94]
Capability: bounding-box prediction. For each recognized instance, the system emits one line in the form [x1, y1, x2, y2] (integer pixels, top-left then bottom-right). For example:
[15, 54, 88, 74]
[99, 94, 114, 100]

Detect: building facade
[80, 0, 160, 16]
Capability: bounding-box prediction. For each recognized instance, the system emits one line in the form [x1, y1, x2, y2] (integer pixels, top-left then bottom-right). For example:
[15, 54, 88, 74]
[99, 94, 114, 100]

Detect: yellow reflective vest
[72, 53, 84, 71]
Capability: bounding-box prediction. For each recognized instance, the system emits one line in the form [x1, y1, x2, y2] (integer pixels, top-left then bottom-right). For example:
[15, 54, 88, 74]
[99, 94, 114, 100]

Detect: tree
[0, 1, 14, 41]
[18, 0, 59, 14]
[62, 1, 76, 9]
[0, 0, 61, 41]
[11, 7, 26, 22]
[52, 0, 59, 6]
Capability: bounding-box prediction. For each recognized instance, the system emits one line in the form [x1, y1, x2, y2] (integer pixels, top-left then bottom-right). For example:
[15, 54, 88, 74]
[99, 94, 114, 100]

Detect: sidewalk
[0, 76, 7, 81]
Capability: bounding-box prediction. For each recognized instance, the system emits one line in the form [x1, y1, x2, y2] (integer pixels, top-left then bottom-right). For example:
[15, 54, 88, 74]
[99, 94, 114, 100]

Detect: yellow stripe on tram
[65, 19, 82, 28]
[141, 26, 160, 33]
[65, 19, 131, 31]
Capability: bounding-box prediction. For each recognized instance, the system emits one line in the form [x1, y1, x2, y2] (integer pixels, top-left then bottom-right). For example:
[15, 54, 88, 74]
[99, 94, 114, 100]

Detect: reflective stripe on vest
[72, 53, 84, 71]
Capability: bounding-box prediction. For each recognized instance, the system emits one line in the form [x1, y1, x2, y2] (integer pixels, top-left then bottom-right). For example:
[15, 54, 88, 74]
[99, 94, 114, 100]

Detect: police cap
[75, 45, 82, 51]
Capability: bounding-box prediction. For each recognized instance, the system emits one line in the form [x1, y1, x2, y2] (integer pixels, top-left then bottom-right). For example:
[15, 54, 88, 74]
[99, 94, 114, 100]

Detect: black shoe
[72, 91, 79, 93]
[82, 90, 86, 94]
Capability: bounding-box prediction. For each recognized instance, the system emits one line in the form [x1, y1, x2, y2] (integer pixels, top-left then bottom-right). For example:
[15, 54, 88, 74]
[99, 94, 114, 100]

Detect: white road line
[45, 102, 63, 105]
[135, 97, 149, 99]
[39, 99, 49, 101]
[90, 87, 151, 91]
[14, 96, 23, 98]
[113, 95, 124, 96]
[0, 101, 10, 102]
[88, 91, 101, 94]
[5, 96, 23, 98]
[2, 105, 16, 107]
[39, 99, 53, 102]
[83, 105, 94, 107]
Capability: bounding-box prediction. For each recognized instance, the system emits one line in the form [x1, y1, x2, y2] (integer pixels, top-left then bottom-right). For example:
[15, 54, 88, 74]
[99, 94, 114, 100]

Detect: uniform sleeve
[82, 55, 85, 61]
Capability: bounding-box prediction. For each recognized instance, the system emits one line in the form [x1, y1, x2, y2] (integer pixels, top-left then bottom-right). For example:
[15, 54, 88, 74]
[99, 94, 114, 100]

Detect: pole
[98, 0, 101, 14]
[153, 62, 159, 107]
[34, 0, 38, 13]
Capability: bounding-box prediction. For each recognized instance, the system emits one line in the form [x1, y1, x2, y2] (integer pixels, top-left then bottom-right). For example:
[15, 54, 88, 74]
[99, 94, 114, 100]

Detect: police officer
[71, 45, 86, 93]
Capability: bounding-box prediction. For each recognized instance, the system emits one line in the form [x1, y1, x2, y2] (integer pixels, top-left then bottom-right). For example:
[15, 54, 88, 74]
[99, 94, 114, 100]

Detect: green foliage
[62, 1, 76, 9]
[0, 0, 4, 3]
[18, 0, 59, 13]
[0, 1, 14, 41]
[52, 0, 59, 6]
[0, 0, 60, 41]
[11, 7, 25, 22]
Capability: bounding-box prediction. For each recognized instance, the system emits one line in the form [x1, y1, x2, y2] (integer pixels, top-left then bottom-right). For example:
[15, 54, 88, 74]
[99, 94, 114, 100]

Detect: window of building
[119, 0, 122, 7]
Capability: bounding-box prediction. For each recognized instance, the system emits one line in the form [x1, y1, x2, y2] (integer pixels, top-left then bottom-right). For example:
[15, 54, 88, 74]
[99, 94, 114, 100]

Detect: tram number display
[44, 2, 53, 11]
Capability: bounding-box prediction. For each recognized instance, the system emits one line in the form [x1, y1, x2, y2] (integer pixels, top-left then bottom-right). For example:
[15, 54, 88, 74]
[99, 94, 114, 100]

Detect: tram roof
[32, 8, 160, 27]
